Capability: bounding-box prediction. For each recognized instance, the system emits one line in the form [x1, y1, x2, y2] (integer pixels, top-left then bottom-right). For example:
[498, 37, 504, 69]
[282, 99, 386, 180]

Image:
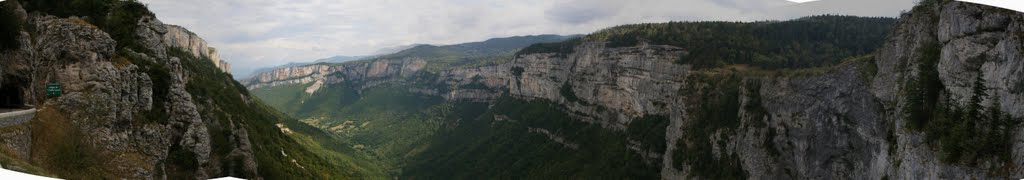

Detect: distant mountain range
[244, 55, 368, 79]
[372, 44, 424, 55]
[356, 34, 581, 63]
[241, 44, 426, 79]
[241, 34, 578, 79]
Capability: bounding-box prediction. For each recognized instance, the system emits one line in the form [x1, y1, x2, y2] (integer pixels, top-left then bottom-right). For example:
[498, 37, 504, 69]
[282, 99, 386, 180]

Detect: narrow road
[0, 109, 36, 128]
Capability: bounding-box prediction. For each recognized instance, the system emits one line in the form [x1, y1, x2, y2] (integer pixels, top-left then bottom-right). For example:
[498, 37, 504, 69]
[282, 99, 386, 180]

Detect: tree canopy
[520, 15, 897, 70]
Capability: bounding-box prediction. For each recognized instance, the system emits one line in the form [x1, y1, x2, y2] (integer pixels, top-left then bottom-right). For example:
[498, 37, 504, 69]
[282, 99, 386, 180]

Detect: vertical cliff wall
[0, 0, 368, 178]
[153, 24, 230, 73]
[242, 1, 1023, 179]
[875, 1, 1024, 178]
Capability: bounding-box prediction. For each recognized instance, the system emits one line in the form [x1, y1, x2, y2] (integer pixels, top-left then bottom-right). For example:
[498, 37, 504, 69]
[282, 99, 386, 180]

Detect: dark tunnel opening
[0, 76, 27, 109]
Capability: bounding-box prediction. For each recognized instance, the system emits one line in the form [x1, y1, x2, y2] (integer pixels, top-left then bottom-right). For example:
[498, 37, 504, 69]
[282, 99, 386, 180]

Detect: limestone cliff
[877, 1, 1024, 178]
[0, 1, 319, 179]
[0, 13, 255, 180]
[161, 25, 230, 73]
[244, 1, 1024, 179]
[242, 58, 426, 91]
[502, 1, 1024, 178]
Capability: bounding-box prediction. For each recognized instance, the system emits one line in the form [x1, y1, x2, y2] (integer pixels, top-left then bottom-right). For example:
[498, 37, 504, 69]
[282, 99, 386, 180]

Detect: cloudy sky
[139, 0, 917, 77]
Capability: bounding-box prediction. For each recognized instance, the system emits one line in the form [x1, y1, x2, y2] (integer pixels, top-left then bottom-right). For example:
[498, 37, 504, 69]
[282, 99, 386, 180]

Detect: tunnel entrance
[0, 77, 26, 109]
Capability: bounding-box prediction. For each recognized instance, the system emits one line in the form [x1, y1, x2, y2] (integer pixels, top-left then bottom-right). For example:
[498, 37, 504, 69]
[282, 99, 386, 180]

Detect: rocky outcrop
[502, 39, 884, 179]
[431, 64, 510, 102]
[243, 64, 332, 90]
[733, 63, 887, 179]
[218, 59, 231, 73]
[508, 42, 688, 129]
[244, 58, 510, 102]
[136, 19, 230, 74]
[512, 1, 1024, 179]
[0, 6, 254, 179]
[21, 14, 171, 178]
[241, 1, 1023, 179]
[501, 2, 1024, 179]
[0, 123, 31, 162]
[162, 25, 229, 73]
[876, 1, 1024, 179]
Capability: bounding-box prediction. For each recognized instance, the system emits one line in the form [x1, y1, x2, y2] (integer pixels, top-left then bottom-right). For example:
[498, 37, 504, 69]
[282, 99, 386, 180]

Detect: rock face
[218, 59, 231, 73]
[0, 5, 255, 179]
[244, 1, 1024, 179]
[242, 58, 506, 101]
[160, 24, 230, 73]
[877, 2, 1024, 179]
[508, 42, 688, 129]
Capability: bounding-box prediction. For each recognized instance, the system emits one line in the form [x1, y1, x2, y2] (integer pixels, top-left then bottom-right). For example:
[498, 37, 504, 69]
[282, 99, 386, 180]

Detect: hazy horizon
[139, 0, 917, 77]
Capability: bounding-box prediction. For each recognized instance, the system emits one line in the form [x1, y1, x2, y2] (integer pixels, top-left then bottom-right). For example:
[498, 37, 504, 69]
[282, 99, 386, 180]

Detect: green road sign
[46, 82, 61, 97]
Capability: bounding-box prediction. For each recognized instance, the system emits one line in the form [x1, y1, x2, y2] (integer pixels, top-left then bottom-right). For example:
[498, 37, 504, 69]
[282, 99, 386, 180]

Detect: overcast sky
[138, 0, 917, 77]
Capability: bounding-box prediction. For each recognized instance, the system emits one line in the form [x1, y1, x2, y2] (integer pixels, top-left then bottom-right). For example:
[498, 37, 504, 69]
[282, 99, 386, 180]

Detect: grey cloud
[764, 0, 919, 18]
[545, 1, 621, 24]
[139, 0, 915, 77]
[711, 0, 793, 12]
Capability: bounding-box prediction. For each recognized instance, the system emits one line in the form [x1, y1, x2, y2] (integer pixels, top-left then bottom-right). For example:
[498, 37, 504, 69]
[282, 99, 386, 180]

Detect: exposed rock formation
[218, 59, 231, 73]
[0, 5, 253, 179]
[508, 42, 688, 129]
[243, 57, 510, 102]
[244, 1, 1024, 179]
[159, 24, 230, 73]
[878, 2, 1024, 178]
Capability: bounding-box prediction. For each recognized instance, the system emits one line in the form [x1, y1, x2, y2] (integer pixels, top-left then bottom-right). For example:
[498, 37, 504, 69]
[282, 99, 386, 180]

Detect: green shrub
[104, 0, 153, 53]
[559, 82, 579, 102]
[922, 72, 1021, 169]
[627, 115, 670, 152]
[672, 73, 748, 179]
[901, 42, 1022, 172]
[903, 42, 943, 130]
[164, 141, 199, 177]
[509, 67, 524, 77]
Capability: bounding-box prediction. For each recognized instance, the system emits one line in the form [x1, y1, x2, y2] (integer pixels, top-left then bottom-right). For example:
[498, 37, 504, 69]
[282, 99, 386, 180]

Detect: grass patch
[67, 17, 96, 28]
[30, 106, 107, 179]
[0, 125, 52, 177]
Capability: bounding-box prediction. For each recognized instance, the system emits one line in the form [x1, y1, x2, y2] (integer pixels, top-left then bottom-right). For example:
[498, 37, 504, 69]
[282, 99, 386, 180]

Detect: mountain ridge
[249, 0, 1024, 178]
[0, 0, 379, 179]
